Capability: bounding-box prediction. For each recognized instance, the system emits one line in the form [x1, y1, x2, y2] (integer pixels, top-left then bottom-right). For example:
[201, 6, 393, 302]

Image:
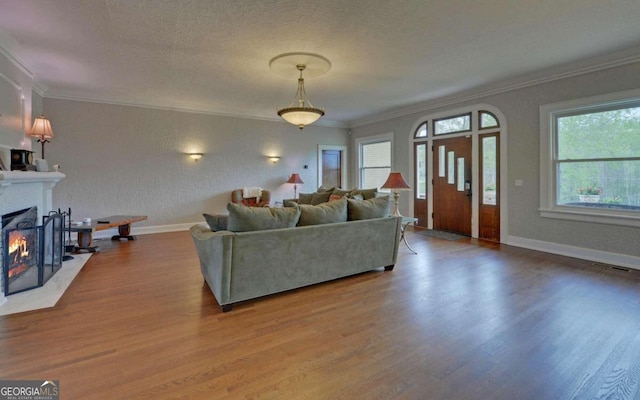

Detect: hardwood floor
[1, 229, 640, 399]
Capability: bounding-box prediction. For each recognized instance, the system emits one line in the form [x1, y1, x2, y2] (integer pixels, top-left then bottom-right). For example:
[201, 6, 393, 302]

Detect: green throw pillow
[203, 213, 228, 231]
[297, 198, 348, 226]
[226, 202, 301, 232]
[311, 191, 332, 205]
[351, 188, 378, 200]
[297, 193, 313, 204]
[347, 196, 390, 220]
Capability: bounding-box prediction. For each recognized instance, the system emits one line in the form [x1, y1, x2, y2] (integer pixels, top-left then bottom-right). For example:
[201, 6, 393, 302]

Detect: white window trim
[356, 132, 394, 189]
[539, 88, 640, 228]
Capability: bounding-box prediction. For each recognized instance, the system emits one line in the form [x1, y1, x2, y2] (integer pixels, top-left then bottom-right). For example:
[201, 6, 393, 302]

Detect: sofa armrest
[190, 224, 234, 306]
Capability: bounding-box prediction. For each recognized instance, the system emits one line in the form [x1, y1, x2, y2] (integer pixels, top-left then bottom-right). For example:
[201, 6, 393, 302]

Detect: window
[479, 111, 499, 129]
[540, 90, 640, 226]
[358, 134, 392, 190]
[434, 113, 471, 135]
[415, 122, 428, 138]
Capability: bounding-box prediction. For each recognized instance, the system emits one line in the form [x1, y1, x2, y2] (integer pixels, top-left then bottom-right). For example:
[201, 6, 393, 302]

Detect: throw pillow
[331, 188, 351, 197]
[310, 191, 332, 205]
[226, 202, 301, 232]
[203, 213, 228, 231]
[297, 193, 313, 204]
[328, 194, 343, 202]
[351, 188, 378, 200]
[317, 186, 335, 193]
[297, 198, 348, 226]
[347, 196, 390, 220]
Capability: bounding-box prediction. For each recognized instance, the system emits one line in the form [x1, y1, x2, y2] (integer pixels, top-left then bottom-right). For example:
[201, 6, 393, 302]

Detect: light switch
[515, 179, 523, 187]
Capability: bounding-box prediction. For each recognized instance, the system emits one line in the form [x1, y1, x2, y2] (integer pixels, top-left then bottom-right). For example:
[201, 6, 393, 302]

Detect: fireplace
[1, 207, 65, 295]
[0, 170, 66, 304]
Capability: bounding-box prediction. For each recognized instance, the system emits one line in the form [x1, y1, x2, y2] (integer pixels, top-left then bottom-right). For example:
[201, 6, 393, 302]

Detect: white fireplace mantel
[0, 171, 66, 185]
[0, 170, 65, 306]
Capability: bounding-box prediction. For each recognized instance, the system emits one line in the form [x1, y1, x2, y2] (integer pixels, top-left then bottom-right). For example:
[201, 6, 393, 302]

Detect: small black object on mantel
[10, 149, 36, 171]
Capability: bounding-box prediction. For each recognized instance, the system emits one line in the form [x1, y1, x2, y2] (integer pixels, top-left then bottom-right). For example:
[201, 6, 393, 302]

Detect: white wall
[43, 98, 348, 230]
[0, 49, 33, 165]
[351, 61, 640, 264]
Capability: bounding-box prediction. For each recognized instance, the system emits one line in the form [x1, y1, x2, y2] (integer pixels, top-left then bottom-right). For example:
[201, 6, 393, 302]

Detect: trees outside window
[540, 90, 640, 227]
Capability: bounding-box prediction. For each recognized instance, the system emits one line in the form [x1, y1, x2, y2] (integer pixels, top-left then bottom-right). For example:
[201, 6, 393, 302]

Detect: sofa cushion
[311, 191, 332, 205]
[317, 186, 335, 193]
[298, 198, 348, 226]
[351, 188, 378, 200]
[297, 193, 313, 204]
[203, 213, 228, 231]
[227, 202, 301, 232]
[331, 188, 351, 198]
[347, 196, 390, 220]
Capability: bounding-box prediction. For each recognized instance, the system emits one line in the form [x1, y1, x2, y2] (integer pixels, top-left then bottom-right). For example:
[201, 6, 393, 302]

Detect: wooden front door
[432, 136, 472, 236]
[322, 150, 342, 188]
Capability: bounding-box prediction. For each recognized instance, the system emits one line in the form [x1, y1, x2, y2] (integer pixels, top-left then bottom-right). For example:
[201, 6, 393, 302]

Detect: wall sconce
[269, 156, 281, 163]
[189, 153, 203, 161]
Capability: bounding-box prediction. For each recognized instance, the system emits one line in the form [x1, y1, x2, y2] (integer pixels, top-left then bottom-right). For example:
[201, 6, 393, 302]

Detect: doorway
[318, 145, 347, 189]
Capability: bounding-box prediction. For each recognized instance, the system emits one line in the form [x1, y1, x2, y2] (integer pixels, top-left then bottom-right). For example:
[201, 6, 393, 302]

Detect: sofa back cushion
[347, 196, 390, 220]
[297, 198, 348, 226]
[227, 202, 301, 232]
[203, 213, 228, 231]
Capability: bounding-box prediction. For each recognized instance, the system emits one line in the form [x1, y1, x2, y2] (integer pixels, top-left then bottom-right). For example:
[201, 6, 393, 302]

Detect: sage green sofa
[190, 216, 402, 312]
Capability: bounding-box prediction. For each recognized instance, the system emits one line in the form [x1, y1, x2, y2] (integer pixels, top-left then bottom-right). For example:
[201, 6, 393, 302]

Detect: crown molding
[44, 92, 349, 129]
[349, 52, 640, 128]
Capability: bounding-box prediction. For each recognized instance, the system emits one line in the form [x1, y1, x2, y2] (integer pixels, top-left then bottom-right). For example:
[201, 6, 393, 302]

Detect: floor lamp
[381, 172, 411, 217]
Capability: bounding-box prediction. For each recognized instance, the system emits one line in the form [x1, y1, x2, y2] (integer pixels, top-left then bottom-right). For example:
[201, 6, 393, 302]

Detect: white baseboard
[506, 235, 640, 270]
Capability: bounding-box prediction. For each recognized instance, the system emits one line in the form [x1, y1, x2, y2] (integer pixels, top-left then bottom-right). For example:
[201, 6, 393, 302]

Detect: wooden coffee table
[70, 215, 147, 253]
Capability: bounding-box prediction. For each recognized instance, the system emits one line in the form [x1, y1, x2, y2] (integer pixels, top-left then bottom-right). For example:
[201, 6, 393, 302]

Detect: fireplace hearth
[1, 207, 65, 295]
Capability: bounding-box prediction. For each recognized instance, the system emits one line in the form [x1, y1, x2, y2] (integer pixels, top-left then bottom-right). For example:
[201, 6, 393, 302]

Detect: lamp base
[391, 191, 402, 217]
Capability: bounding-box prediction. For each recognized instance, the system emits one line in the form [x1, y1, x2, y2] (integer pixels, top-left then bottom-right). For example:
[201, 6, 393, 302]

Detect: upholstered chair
[231, 188, 271, 207]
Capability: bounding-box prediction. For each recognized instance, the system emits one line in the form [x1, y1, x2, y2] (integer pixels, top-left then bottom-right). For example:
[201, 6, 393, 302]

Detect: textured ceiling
[1, 0, 640, 127]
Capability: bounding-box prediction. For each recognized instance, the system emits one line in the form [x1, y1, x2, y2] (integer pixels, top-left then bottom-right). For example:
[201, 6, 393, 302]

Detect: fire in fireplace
[1, 207, 65, 295]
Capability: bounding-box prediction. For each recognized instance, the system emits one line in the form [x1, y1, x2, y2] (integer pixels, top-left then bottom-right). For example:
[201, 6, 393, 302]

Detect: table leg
[400, 221, 418, 254]
[75, 231, 100, 253]
[111, 223, 136, 241]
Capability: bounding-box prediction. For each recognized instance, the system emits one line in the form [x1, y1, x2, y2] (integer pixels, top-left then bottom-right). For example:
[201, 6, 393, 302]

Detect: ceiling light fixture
[270, 53, 331, 130]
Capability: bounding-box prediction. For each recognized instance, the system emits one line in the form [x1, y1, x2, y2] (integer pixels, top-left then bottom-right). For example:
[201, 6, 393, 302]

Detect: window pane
[362, 141, 391, 167]
[557, 160, 640, 209]
[416, 144, 426, 198]
[435, 114, 471, 135]
[363, 168, 391, 190]
[557, 106, 640, 159]
[480, 111, 499, 129]
[415, 122, 427, 138]
[482, 136, 497, 205]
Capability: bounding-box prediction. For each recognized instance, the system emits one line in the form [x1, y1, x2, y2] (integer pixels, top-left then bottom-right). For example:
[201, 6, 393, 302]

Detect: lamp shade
[286, 173, 304, 184]
[29, 115, 54, 140]
[381, 172, 411, 190]
[278, 108, 324, 129]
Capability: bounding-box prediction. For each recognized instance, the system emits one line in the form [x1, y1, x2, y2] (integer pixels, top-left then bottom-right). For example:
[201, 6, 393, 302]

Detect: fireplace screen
[2, 207, 64, 295]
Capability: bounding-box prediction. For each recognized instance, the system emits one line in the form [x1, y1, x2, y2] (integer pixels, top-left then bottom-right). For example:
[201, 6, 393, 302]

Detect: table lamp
[286, 173, 304, 200]
[381, 172, 411, 216]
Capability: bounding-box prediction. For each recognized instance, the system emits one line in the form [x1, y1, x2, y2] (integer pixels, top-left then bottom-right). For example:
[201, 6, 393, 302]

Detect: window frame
[539, 88, 640, 227]
[356, 132, 394, 190]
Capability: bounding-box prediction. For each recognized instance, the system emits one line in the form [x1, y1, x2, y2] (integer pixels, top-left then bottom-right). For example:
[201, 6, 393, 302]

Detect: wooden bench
[70, 215, 147, 253]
